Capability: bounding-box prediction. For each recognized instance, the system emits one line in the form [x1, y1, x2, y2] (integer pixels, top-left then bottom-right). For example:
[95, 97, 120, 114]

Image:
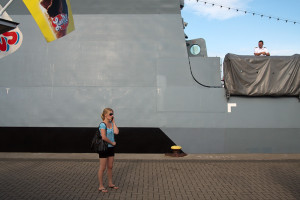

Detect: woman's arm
[100, 128, 116, 146]
[111, 118, 119, 135]
[113, 122, 119, 135]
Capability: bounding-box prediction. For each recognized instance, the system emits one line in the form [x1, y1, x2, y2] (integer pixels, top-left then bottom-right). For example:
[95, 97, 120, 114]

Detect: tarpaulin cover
[223, 54, 300, 97]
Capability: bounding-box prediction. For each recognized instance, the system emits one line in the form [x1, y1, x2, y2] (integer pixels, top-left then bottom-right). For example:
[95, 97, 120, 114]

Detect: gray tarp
[223, 54, 300, 97]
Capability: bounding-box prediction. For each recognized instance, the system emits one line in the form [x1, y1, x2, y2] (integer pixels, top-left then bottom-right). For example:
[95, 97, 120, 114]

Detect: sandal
[109, 185, 119, 190]
[99, 188, 108, 193]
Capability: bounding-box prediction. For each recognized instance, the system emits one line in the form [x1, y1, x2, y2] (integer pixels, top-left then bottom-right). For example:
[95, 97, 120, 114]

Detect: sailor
[254, 40, 270, 56]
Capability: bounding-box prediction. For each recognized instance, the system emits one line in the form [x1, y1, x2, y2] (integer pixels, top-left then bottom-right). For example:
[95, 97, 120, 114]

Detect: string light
[192, 0, 299, 25]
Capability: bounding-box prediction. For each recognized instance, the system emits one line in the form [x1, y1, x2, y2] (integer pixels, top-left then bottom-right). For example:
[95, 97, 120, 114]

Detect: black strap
[99, 122, 107, 130]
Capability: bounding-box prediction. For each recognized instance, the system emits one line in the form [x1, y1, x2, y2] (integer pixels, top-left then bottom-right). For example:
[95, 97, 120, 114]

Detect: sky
[181, 0, 300, 61]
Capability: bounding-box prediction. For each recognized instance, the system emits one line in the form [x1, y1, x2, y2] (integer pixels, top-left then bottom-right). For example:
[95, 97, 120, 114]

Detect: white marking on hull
[227, 103, 236, 113]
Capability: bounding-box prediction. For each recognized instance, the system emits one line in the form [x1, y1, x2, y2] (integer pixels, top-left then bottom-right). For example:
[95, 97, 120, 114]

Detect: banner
[23, 0, 75, 42]
[0, 5, 23, 59]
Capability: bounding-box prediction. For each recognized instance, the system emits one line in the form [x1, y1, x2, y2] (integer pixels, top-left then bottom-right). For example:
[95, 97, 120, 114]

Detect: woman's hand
[112, 142, 116, 146]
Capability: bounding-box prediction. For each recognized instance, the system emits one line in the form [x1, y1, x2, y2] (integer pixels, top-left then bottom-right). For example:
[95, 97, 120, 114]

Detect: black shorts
[98, 147, 115, 158]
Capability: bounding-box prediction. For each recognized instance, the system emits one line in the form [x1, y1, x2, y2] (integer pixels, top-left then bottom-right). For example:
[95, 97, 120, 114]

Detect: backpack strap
[99, 122, 107, 130]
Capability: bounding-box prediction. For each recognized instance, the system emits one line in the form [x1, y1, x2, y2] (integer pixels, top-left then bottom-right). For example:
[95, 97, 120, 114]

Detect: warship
[0, 0, 299, 154]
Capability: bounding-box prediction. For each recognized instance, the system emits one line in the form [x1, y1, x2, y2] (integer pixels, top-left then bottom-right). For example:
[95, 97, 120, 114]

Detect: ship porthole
[190, 44, 200, 55]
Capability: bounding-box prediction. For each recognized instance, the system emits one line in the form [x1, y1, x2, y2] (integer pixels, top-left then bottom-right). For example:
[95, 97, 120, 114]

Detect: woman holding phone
[98, 108, 119, 193]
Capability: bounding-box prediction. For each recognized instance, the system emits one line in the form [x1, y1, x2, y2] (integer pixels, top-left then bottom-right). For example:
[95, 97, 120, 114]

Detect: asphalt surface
[0, 153, 300, 200]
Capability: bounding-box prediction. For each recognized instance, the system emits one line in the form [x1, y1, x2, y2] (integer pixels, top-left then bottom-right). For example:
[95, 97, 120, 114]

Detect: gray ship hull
[0, 0, 299, 153]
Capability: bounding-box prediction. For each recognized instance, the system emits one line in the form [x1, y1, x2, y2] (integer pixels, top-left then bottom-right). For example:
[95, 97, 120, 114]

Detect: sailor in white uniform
[254, 40, 270, 56]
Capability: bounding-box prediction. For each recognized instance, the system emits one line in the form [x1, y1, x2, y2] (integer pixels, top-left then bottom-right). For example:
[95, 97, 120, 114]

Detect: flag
[23, 0, 75, 42]
[0, 5, 23, 59]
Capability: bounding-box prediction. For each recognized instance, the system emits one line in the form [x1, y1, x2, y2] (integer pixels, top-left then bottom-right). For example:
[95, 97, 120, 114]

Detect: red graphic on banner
[0, 31, 20, 52]
[51, 13, 69, 31]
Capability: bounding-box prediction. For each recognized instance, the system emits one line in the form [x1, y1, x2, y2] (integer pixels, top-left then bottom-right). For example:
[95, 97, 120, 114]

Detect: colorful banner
[23, 0, 75, 42]
[0, 5, 23, 59]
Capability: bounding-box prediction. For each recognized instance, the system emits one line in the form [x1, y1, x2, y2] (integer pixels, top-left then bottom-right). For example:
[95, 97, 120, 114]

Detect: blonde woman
[98, 108, 119, 193]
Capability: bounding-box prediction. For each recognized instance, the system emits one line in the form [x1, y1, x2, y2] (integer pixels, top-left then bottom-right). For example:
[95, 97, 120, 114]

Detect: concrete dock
[0, 153, 299, 200]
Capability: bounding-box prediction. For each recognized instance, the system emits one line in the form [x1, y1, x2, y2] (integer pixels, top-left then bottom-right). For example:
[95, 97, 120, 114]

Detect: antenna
[0, 0, 15, 16]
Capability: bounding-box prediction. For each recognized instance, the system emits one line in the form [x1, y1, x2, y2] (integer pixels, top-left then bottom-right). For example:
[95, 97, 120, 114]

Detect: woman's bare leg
[107, 156, 118, 189]
[98, 158, 108, 192]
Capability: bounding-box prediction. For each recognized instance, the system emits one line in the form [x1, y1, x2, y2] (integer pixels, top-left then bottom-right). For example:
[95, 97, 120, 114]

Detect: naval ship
[0, 0, 299, 154]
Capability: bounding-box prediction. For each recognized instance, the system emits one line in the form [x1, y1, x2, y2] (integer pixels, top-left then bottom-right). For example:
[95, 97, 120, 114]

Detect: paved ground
[0, 153, 300, 200]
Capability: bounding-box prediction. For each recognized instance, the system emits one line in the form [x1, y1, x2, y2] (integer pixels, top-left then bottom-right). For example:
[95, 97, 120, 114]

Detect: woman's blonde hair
[101, 108, 113, 120]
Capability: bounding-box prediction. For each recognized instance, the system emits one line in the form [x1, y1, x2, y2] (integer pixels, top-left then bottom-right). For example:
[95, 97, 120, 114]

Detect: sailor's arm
[254, 47, 260, 56]
[254, 52, 262, 56]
